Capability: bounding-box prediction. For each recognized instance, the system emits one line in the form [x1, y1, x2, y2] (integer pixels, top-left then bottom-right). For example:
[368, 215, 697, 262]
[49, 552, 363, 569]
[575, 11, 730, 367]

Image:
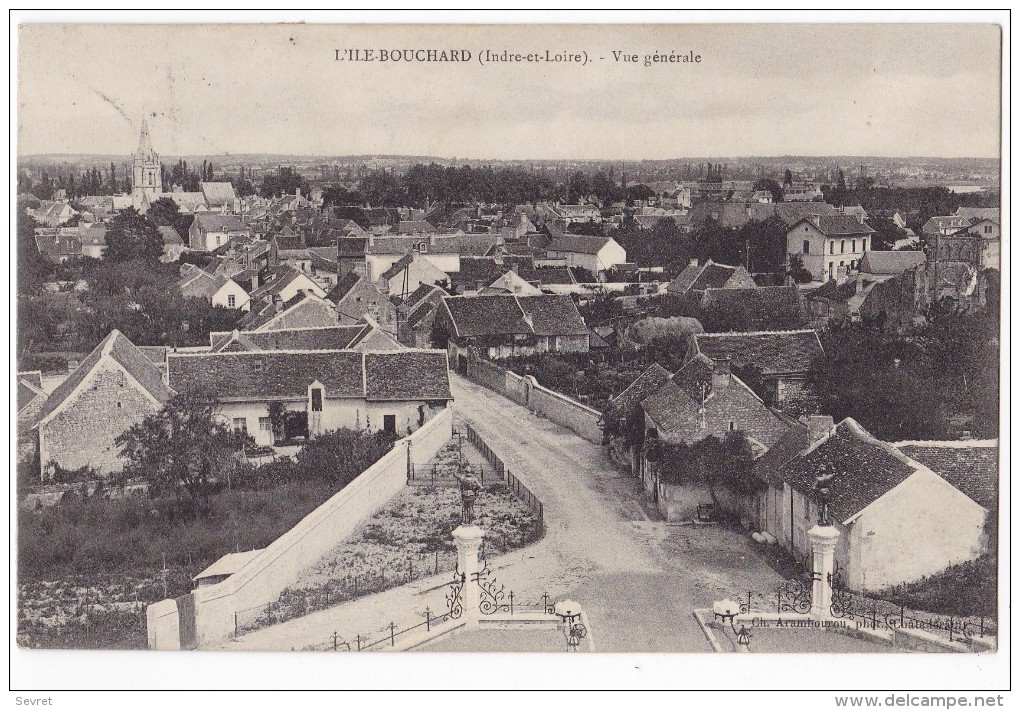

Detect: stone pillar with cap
[807, 524, 841, 618]
[452, 525, 484, 627]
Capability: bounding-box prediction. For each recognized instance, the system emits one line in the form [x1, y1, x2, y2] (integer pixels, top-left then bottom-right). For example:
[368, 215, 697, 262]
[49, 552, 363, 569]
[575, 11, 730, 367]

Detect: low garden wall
[466, 350, 603, 444]
[147, 407, 453, 649]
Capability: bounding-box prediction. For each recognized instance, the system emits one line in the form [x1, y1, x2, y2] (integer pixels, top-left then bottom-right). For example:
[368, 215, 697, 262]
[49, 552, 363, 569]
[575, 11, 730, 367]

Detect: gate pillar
[807, 525, 841, 617]
[453, 525, 484, 628]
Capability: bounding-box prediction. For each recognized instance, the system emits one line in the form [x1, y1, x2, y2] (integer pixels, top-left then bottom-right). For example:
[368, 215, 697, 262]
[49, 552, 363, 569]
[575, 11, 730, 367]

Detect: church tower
[131, 118, 162, 210]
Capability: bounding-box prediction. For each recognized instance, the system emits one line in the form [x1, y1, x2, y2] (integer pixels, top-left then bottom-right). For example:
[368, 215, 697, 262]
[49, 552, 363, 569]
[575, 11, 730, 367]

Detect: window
[233, 417, 247, 433]
[310, 388, 323, 412]
[259, 416, 272, 431]
[851, 239, 856, 252]
[985, 225, 993, 234]
[227, 294, 236, 308]
[728, 421, 735, 431]
[802, 240, 810, 254]
[417, 242, 428, 253]
[862, 239, 868, 253]
[840, 240, 846, 254]
[828, 263, 834, 280]
[383, 414, 397, 434]
[829, 241, 834, 255]
[216, 234, 223, 247]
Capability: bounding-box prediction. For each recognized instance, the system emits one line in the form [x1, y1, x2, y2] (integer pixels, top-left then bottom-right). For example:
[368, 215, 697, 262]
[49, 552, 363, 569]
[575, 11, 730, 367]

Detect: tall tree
[104, 207, 164, 262]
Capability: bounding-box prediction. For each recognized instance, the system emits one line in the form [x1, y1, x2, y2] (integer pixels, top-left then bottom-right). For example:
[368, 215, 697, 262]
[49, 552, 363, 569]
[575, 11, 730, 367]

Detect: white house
[249, 265, 327, 304]
[178, 266, 251, 311]
[786, 215, 876, 282]
[544, 235, 628, 281]
[189, 213, 252, 251]
[167, 349, 453, 445]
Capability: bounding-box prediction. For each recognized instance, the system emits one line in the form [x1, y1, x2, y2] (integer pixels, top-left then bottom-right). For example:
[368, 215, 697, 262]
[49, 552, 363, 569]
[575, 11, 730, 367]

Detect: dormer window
[417, 241, 428, 254]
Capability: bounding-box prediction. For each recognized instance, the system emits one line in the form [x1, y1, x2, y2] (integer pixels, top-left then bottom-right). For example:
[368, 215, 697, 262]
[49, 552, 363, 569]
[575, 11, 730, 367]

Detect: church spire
[137, 118, 154, 159]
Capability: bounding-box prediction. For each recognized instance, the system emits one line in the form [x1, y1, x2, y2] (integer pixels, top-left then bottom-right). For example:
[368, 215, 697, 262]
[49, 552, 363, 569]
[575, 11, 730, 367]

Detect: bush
[877, 555, 997, 619]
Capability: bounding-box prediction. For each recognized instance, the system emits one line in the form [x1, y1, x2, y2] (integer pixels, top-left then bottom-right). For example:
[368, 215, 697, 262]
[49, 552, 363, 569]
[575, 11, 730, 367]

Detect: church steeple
[132, 115, 162, 210]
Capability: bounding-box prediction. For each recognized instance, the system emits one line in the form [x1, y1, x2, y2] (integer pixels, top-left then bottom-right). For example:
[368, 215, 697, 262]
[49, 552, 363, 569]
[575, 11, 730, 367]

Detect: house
[750, 190, 773, 204]
[782, 182, 824, 202]
[32, 330, 174, 478]
[687, 329, 823, 404]
[80, 226, 107, 259]
[168, 192, 208, 214]
[439, 294, 590, 365]
[327, 271, 399, 334]
[189, 213, 252, 251]
[666, 259, 756, 299]
[378, 252, 450, 299]
[687, 201, 841, 231]
[770, 418, 989, 592]
[699, 285, 807, 332]
[397, 283, 448, 348]
[604, 363, 674, 473]
[34, 228, 82, 263]
[935, 219, 1000, 270]
[838, 204, 869, 224]
[178, 266, 251, 311]
[158, 226, 187, 262]
[248, 265, 327, 304]
[786, 215, 876, 282]
[238, 292, 339, 332]
[891, 440, 998, 512]
[544, 235, 627, 281]
[922, 215, 969, 237]
[31, 200, 77, 227]
[859, 250, 927, 277]
[199, 181, 237, 211]
[337, 237, 368, 277]
[167, 349, 452, 444]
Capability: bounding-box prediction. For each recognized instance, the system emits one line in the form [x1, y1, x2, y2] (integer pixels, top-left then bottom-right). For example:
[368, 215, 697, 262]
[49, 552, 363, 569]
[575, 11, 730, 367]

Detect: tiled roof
[517, 266, 575, 285]
[443, 295, 530, 337]
[517, 295, 590, 336]
[17, 378, 46, 414]
[859, 251, 926, 275]
[546, 234, 612, 255]
[275, 236, 305, 251]
[363, 351, 452, 401]
[692, 329, 823, 376]
[168, 349, 450, 403]
[337, 237, 368, 256]
[670, 353, 716, 401]
[239, 292, 338, 331]
[668, 260, 749, 295]
[443, 294, 588, 338]
[17, 371, 43, 390]
[192, 213, 248, 233]
[893, 440, 998, 510]
[80, 226, 107, 247]
[779, 418, 916, 522]
[752, 421, 812, 485]
[249, 265, 306, 300]
[181, 271, 232, 300]
[158, 226, 184, 246]
[327, 271, 362, 304]
[35, 330, 174, 425]
[211, 325, 368, 353]
[608, 363, 672, 414]
[700, 286, 806, 331]
[954, 207, 999, 224]
[200, 181, 237, 207]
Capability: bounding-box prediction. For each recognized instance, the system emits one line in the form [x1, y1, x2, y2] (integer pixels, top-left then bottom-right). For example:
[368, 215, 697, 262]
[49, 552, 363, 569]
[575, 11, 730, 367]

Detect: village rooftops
[209, 324, 373, 353]
[441, 294, 589, 338]
[792, 214, 876, 236]
[859, 251, 927, 275]
[167, 349, 451, 403]
[199, 181, 237, 208]
[191, 213, 248, 233]
[954, 207, 1000, 224]
[700, 285, 806, 331]
[691, 329, 824, 377]
[892, 440, 999, 510]
[365, 233, 497, 257]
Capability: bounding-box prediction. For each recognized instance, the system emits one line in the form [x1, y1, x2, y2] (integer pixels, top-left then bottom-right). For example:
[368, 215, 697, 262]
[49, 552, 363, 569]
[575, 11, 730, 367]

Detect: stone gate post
[807, 524, 841, 618]
[453, 525, 484, 628]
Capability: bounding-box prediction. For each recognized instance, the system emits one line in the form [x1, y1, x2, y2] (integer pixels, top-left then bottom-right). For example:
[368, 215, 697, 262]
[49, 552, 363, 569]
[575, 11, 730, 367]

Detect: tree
[787, 254, 813, 284]
[648, 432, 760, 516]
[783, 169, 794, 188]
[104, 208, 163, 263]
[294, 428, 397, 487]
[753, 177, 784, 203]
[116, 391, 246, 509]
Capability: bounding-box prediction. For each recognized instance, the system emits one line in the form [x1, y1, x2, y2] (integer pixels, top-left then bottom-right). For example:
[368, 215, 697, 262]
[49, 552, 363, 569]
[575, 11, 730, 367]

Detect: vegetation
[876, 555, 997, 620]
[645, 433, 762, 514]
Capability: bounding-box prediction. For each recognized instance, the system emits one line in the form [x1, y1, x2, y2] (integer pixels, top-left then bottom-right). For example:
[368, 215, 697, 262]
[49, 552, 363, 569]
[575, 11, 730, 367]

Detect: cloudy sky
[17, 23, 1002, 159]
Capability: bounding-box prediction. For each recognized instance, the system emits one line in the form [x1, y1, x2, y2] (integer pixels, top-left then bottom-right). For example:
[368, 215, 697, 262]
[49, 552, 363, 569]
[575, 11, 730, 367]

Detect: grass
[874, 554, 998, 621]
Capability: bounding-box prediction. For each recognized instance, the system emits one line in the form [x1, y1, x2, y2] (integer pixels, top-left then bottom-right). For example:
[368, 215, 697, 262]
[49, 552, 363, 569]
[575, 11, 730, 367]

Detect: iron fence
[464, 423, 545, 524]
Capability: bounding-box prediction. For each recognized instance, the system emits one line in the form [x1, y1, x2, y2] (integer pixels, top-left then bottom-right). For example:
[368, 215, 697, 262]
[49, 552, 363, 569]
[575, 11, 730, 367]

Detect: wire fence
[464, 423, 544, 525]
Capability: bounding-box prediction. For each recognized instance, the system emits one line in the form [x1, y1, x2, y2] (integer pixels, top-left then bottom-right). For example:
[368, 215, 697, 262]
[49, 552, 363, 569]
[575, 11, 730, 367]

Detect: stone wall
[153, 407, 453, 648]
[39, 361, 162, 477]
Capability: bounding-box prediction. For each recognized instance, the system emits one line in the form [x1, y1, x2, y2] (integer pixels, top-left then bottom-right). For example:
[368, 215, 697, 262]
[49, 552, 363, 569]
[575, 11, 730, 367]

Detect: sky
[16, 23, 1002, 160]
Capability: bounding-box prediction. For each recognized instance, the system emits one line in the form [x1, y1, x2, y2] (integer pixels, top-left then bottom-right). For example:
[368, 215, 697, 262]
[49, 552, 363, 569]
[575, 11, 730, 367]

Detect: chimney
[510, 262, 519, 274]
[803, 415, 834, 443]
[430, 233, 437, 246]
[712, 357, 731, 390]
[273, 294, 284, 313]
[296, 188, 301, 200]
[689, 258, 698, 267]
[835, 266, 847, 286]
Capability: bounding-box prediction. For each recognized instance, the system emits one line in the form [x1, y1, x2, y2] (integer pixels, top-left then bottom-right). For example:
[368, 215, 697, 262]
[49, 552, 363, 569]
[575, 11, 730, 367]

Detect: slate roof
[363, 351, 452, 401]
[35, 330, 174, 425]
[401, 283, 444, 312]
[442, 294, 588, 338]
[779, 418, 916, 522]
[326, 271, 364, 304]
[691, 329, 823, 376]
[700, 286, 806, 331]
[168, 349, 450, 402]
[546, 234, 612, 255]
[158, 226, 184, 246]
[608, 363, 672, 414]
[893, 441, 998, 510]
[859, 251, 926, 275]
[381, 253, 415, 280]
